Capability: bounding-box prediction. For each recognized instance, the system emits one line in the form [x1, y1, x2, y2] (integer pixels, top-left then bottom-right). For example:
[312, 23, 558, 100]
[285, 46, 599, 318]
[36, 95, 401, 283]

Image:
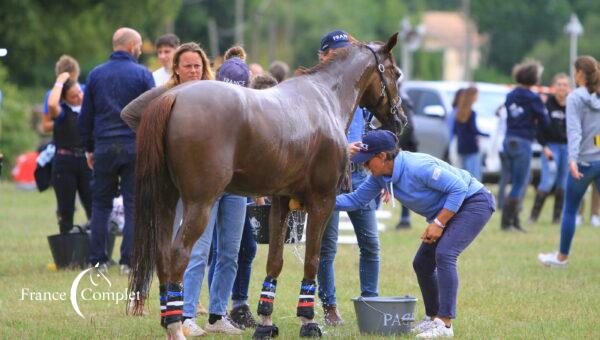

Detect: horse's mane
[295, 35, 363, 76]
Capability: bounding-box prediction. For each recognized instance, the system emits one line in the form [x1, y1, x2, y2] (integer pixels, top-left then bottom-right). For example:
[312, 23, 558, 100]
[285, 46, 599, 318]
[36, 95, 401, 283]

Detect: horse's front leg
[164, 201, 212, 340]
[296, 195, 335, 338]
[253, 195, 290, 339]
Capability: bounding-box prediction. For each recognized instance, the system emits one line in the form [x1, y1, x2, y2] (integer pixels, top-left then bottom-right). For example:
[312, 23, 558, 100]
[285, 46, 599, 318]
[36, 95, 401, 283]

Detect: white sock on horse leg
[260, 314, 273, 326]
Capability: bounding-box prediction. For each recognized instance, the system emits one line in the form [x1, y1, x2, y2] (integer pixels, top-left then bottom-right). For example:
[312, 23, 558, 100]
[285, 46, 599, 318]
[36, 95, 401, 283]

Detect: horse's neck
[308, 51, 372, 129]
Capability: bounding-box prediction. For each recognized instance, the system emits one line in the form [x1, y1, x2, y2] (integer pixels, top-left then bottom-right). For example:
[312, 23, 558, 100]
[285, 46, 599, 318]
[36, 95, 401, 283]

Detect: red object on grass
[11, 151, 38, 185]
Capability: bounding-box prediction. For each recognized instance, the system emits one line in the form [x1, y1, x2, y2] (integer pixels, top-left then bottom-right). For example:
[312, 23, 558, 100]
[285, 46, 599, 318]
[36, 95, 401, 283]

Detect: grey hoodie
[566, 87, 600, 163]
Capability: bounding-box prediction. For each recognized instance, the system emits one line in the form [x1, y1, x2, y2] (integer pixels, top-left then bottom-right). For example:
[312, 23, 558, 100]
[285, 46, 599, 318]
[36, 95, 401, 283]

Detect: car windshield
[446, 89, 507, 117]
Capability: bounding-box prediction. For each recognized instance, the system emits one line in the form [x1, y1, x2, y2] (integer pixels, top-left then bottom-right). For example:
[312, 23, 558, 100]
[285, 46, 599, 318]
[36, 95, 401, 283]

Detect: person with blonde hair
[539, 56, 600, 267]
[453, 86, 488, 181]
[122, 42, 214, 130]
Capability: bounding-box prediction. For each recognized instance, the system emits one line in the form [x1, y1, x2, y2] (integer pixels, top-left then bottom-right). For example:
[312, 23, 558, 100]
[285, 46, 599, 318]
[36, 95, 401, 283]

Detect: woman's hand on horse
[421, 223, 443, 244]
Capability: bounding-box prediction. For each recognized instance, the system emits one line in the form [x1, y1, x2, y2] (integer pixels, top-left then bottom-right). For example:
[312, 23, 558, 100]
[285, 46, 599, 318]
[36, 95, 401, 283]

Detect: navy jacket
[454, 110, 489, 155]
[78, 51, 155, 153]
[537, 95, 567, 145]
[504, 87, 549, 141]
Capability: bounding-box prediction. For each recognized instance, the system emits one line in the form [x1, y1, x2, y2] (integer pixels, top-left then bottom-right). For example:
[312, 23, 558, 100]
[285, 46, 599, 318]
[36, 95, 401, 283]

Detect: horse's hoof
[253, 324, 279, 339]
[299, 323, 322, 338]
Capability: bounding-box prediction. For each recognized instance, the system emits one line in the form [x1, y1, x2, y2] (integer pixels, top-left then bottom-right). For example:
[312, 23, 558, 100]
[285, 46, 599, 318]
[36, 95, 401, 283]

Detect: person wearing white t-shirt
[153, 33, 180, 86]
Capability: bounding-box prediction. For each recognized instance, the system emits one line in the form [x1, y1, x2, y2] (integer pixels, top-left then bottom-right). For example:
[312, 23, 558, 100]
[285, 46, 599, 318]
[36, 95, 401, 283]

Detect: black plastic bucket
[247, 205, 305, 244]
[47, 226, 90, 269]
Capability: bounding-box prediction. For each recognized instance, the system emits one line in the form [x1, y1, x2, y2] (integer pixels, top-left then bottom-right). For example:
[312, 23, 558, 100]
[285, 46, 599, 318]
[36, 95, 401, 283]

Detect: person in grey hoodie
[538, 55, 600, 267]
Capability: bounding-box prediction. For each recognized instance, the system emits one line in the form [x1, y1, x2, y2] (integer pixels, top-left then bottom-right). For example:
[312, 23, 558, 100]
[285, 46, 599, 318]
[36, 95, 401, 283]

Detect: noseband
[364, 45, 406, 131]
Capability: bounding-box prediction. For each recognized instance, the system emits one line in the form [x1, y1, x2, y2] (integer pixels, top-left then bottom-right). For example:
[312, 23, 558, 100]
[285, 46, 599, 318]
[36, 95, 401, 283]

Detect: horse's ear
[381, 32, 399, 54]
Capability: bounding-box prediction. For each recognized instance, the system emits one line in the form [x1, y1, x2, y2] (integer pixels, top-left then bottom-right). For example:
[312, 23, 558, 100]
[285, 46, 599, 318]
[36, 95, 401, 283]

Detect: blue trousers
[182, 193, 246, 317]
[560, 160, 600, 255]
[460, 152, 482, 182]
[318, 169, 380, 306]
[538, 143, 569, 192]
[412, 189, 494, 319]
[503, 136, 532, 199]
[208, 211, 257, 303]
[88, 143, 135, 266]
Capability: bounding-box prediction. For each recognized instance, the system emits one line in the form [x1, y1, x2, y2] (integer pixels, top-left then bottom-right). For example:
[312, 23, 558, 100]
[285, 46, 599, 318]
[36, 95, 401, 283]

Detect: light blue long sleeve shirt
[347, 107, 367, 143]
[335, 152, 484, 222]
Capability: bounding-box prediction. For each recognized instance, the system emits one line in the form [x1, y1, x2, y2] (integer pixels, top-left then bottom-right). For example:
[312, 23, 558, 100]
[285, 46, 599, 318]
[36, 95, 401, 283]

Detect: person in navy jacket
[501, 61, 549, 232]
[78, 27, 155, 274]
[335, 130, 495, 338]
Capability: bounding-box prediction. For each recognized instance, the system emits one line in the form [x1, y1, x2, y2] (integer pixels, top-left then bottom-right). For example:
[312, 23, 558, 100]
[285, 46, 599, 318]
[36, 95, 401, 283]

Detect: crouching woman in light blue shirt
[336, 130, 495, 338]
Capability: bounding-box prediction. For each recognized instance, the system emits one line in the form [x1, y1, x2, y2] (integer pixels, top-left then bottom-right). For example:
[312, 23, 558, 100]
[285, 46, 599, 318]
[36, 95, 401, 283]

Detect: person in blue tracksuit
[335, 129, 495, 339]
[78, 27, 154, 273]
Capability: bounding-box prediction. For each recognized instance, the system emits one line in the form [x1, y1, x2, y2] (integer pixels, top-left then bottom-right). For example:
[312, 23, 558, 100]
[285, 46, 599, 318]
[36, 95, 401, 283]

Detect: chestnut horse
[129, 33, 403, 339]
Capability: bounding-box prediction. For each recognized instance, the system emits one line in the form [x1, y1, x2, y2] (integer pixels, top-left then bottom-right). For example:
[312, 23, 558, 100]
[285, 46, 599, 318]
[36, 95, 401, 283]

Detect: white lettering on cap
[333, 34, 348, 41]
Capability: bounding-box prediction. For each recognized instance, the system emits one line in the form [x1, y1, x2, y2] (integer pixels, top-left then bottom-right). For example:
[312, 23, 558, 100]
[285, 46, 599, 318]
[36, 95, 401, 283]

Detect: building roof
[422, 11, 486, 50]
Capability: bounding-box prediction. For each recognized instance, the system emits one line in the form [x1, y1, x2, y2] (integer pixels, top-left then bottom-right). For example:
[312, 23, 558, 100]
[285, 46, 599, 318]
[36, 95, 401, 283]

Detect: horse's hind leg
[253, 195, 290, 339]
[296, 195, 335, 337]
[154, 193, 178, 328]
[164, 200, 213, 340]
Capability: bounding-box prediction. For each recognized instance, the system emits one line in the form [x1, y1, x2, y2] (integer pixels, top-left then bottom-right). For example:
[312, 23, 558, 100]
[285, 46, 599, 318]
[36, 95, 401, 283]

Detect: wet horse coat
[129, 34, 403, 339]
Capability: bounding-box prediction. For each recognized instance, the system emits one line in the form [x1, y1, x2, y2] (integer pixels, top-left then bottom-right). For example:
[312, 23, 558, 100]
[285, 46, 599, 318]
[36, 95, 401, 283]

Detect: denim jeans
[182, 193, 246, 317]
[460, 152, 482, 182]
[88, 143, 135, 266]
[412, 189, 494, 319]
[503, 136, 532, 199]
[208, 209, 257, 302]
[538, 143, 569, 192]
[318, 169, 380, 306]
[497, 152, 510, 209]
[560, 160, 600, 255]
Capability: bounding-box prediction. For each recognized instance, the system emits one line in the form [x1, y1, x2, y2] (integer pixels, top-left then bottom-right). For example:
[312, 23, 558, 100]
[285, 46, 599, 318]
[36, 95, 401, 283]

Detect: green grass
[1, 181, 599, 339]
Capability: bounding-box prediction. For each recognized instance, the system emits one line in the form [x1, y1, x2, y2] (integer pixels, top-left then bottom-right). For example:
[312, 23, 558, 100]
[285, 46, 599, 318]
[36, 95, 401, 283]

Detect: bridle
[364, 45, 407, 132]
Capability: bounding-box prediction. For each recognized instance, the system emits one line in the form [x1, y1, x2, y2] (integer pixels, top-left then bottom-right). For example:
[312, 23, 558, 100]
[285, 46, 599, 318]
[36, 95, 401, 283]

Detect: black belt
[57, 148, 86, 157]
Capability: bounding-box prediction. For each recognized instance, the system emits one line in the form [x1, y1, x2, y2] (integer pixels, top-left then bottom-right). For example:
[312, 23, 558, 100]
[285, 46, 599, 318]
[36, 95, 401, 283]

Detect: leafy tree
[470, 0, 571, 75]
[0, 65, 37, 179]
[0, 0, 182, 86]
[528, 13, 600, 84]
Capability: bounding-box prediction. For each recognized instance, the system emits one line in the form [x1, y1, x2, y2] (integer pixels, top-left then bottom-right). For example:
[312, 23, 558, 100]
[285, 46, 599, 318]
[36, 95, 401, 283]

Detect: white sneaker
[204, 317, 244, 335]
[576, 214, 583, 226]
[416, 318, 453, 338]
[591, 215, 600, 228]
[120, 264, 131, 276]
[537, 252, 568, 268]
[182, 318, 207, 337]
[412, 316, 435, 333]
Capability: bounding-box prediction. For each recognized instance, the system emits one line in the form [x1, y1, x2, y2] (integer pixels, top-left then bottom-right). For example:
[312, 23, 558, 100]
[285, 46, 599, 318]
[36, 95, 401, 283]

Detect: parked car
[402, 80, 541, 183]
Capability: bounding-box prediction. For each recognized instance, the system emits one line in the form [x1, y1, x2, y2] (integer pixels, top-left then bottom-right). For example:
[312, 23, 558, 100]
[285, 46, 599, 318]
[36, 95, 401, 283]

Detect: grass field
[1, 181, 599, 339]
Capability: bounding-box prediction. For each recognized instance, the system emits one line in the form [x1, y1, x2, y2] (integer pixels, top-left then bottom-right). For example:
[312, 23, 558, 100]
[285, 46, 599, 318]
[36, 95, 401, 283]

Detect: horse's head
[359, 33, 407, 137]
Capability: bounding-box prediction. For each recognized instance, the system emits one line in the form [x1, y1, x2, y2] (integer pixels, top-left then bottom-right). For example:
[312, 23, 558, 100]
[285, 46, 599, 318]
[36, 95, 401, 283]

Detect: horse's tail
[129, 93, 177, 313]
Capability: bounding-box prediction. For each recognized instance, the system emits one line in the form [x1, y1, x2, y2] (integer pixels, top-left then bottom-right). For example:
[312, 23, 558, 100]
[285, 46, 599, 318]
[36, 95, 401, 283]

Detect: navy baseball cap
[319, 30, 351, 52]
[217, 57, 250, 87]
[351, 130, 399, 164]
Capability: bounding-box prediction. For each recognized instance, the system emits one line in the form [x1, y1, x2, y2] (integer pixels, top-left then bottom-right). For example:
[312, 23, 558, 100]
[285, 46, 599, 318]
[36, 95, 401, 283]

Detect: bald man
[78, 27, 155, 274]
